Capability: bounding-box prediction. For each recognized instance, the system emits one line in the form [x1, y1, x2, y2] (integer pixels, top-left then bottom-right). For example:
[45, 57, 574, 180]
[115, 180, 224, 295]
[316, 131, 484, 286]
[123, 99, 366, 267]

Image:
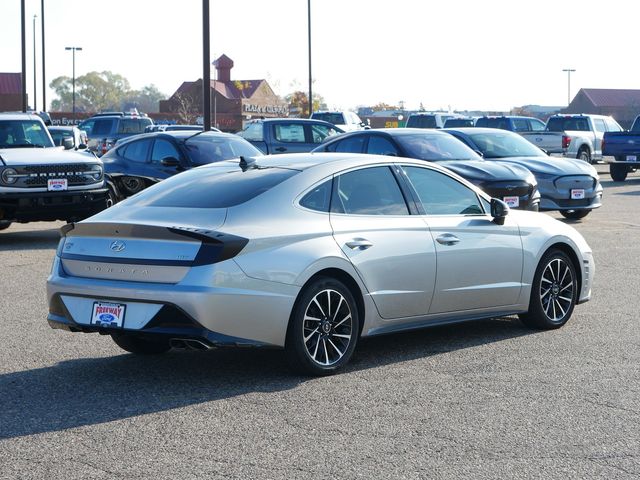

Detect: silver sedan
[47, 153, 594, 375]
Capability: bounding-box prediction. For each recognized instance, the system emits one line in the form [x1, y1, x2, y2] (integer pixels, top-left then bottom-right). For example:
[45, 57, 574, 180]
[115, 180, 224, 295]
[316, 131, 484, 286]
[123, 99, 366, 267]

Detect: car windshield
[468, 132, 547, 158]
[0, 120, 54, 148]
[312, 113, 345, 125]
[183, 135, 263, 164]
[396, 133, 480, 161]
[546, 117, 590, 132]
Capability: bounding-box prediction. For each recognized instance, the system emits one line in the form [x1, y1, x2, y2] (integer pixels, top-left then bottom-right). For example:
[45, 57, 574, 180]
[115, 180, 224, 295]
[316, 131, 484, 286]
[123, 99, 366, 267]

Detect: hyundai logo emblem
[110, 240, 126, 252]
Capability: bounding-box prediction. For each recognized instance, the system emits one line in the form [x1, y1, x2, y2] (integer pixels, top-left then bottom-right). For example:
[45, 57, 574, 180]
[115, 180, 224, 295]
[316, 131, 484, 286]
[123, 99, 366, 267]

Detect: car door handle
[436, 234, 460, 246]
[275, 147, 287, 152]
[345, 239, 373, 250]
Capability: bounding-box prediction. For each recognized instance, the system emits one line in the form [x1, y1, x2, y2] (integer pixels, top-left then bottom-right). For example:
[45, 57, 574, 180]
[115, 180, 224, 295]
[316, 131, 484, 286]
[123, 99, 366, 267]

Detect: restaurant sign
[243, 103, 289, 116]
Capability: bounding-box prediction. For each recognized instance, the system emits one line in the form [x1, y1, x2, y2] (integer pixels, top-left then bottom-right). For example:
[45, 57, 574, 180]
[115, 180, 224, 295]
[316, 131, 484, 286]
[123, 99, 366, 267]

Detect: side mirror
[490, 198, 509, 225]
[474, 149, 484, 158]
[62, 137, 74, 150]
[77, 143, 88, 150]
[161, 156, 180, 167]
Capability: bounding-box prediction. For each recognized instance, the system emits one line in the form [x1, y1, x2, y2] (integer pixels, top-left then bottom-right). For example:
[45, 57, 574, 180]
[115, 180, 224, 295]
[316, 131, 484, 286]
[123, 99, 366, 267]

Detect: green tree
[285, 91, 325, 117]
[49, 71, 166, 113]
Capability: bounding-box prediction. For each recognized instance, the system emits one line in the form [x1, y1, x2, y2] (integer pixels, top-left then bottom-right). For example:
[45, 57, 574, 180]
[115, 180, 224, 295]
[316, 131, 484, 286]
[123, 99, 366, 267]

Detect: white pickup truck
[520, 114, 623, 163]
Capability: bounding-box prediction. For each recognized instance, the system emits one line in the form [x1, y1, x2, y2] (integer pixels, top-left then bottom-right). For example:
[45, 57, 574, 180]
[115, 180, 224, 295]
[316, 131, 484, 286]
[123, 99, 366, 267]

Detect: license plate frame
[91, 302, 126, 328]
[570, 189, 585, 200]
[626, 155, 637, 162]
[503, 196, 519, 208]
[47, 178, 68, 192]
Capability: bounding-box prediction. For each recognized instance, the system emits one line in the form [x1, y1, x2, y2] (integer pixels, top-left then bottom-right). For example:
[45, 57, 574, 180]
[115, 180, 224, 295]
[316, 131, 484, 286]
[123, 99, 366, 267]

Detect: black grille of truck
[15, 164, 99, 187]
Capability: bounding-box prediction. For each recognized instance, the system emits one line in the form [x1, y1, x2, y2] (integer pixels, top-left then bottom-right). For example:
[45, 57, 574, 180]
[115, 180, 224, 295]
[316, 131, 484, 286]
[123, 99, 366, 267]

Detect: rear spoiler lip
[59, 222, 248, 266]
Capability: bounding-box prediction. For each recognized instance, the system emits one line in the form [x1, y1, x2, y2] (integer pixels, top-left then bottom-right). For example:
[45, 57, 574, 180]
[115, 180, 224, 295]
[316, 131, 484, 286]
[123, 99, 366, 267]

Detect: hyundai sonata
[47, 153, 594, 375]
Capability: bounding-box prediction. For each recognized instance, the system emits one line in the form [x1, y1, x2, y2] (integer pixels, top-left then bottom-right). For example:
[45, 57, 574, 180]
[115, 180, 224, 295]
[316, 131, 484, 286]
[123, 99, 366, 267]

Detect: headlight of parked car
[1, 167, 18, 185]
[86, 164, 103, 181]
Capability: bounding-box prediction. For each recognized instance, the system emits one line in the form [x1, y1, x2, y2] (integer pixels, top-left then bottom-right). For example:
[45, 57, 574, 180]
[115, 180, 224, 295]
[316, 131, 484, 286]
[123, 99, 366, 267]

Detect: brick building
[159, 54, 288, 132]
[0, 73, 24, 112]
[564, 88, 640, 129]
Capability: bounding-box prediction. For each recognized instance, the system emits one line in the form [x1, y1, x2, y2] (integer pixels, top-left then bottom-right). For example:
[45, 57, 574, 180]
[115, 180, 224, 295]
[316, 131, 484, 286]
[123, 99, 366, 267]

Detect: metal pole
[72, 49, 75, 119]
[33, 14, 37, 111]
[21, 0, 27, 112]
[202, 0, 211, 131]
[41, 0, 46, 111]
[562, 68, 575, 106]
[307, 0, 312, 117]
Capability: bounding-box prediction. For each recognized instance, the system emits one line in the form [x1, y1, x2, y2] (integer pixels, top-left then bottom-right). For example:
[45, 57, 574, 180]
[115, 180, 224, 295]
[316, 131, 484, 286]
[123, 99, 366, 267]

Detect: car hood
[490, 156, 597, 177]
[436, 159, 533, 182]
[0, 147, 99, 166]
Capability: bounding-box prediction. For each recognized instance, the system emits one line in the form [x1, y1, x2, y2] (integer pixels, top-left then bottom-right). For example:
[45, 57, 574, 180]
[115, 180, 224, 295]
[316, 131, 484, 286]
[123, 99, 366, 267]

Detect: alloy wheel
[539, 257, 574, 322]
[302, 288, 353, 366]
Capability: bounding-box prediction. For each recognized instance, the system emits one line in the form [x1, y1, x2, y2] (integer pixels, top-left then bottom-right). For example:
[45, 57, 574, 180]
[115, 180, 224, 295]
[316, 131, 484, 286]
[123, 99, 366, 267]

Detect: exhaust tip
[170, 338, 212, 351]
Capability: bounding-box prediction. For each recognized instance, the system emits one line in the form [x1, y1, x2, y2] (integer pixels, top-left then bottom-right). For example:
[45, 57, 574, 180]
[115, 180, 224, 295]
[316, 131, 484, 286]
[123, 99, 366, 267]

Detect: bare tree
[174, 93, 199, 125]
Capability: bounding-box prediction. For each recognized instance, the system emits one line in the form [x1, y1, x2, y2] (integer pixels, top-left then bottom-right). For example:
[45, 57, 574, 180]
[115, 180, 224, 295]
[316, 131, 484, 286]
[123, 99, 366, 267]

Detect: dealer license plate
[626, 155, 637, 162]
[91, 302, 126, 328]
[47, 178, 68, 191]
[503, 196, 519, 208]
[571, 189, 585, 200]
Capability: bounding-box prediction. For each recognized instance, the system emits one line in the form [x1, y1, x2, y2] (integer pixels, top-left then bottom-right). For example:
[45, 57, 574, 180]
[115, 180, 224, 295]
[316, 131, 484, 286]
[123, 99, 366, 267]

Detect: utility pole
[65, 47, 82, 119]
[21, 0, 27, 112]
[307, 0, 312, 117]
[202, 0, 211, 131]
[33, 14, 37, 110]
[562, 68, 576, 106]
[41, 0, 46, 111]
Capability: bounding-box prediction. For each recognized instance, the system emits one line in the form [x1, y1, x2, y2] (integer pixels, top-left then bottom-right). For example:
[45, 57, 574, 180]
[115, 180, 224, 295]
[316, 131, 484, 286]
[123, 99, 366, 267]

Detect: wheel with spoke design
[286, 277, 359, 375]
[519, 250, 577, 329]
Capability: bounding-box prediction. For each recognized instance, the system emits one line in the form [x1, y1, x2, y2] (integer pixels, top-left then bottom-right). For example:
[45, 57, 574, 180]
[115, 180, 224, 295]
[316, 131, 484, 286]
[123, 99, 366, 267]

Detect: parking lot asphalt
[0, 165, 638, 479]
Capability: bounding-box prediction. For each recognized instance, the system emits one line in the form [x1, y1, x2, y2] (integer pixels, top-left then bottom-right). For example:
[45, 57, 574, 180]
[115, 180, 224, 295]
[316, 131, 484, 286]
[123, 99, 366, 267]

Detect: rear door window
[331, 166, 409, 215]
[329, 135, 365, 153]
[122, 138, 152, 163]
[273, 123, 306, 143]
[366, 136, 399, 156]
[512, 119, 529, 131]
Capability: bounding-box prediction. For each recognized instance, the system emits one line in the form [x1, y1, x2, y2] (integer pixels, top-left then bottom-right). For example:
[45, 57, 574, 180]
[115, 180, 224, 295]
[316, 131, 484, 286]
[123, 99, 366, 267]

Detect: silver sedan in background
[444, 128, 603, 220]
[47, 154, 594, 375]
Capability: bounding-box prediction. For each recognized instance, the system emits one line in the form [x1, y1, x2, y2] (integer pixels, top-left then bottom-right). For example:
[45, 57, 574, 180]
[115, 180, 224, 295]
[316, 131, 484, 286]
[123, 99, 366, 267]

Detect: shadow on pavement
[0, 316, 533, 440]
[0, 227, 60, 252]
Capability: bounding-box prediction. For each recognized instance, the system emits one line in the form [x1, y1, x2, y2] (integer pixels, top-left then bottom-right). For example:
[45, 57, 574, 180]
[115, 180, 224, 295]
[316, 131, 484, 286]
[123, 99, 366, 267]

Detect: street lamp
[65, 46, 82, 120]
[562, 68, 576, 106]
[32, 14, 37, 110]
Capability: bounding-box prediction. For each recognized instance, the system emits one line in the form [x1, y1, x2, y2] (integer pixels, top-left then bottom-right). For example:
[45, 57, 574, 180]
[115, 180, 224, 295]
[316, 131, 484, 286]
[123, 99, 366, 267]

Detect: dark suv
[79, 113, 154, 156]
[474, 116, 546, 132]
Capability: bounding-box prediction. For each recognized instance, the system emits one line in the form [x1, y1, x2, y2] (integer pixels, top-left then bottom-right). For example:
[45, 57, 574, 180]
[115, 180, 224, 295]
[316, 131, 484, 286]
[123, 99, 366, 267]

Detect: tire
[111, 334, 171, 354]
[610, 163, 628, 182]
[577, 147, 591, 163]
[121, 176, 146, 195]
[285, 276, 359, 376]
[560, 209, 590, 220]
[519, 250, 577, 329]
[0, 221, 11, 231]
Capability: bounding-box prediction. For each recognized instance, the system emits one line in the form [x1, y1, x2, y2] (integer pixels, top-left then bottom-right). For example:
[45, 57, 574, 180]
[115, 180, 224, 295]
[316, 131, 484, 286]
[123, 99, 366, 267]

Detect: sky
[0, 0, 638, 113]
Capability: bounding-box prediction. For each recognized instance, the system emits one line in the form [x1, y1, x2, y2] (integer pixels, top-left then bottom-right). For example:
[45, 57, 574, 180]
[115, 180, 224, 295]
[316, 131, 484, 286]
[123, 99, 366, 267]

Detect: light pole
[562, 68, 576, 106]
[307, 0, 312, 117]
[202, 0, 211, 131]
[65, 47, 82, 120]
[32, 14, 37, 110]
[41, 0, 46, 111]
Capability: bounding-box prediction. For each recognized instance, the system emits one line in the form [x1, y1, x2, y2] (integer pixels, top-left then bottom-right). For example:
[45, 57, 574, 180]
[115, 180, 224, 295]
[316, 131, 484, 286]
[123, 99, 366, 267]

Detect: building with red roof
[159, 54, 288, 132]
[565, 88, 640, 128]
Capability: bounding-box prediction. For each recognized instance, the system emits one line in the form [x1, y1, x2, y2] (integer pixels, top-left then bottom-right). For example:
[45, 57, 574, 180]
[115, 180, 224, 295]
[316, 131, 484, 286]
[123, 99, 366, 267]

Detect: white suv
[311, 111, 367, 131]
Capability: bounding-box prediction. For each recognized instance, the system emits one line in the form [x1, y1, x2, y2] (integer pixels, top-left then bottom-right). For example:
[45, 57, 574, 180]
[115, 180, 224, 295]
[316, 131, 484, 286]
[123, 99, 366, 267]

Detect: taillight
[562, 135, 571, 149]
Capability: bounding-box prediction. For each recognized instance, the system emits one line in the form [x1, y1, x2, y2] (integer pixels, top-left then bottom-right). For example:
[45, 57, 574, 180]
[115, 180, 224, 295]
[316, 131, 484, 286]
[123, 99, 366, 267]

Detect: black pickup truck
[0, 113, 107, 231]
[236, 118, 343, 154]
[602, 115, 640, 181]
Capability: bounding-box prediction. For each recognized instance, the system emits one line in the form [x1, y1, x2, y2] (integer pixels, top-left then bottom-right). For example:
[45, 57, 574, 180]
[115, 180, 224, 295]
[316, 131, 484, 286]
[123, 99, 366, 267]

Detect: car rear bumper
[46, 256, 300, 348]
[0, 188, 108, 222]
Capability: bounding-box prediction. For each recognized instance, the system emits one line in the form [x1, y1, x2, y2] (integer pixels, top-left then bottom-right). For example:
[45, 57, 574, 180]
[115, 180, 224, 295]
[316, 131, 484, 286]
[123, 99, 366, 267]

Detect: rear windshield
[117, 118, 153, 134]
[475, 118, 510, 129]
[396, 133, 480, 161]
[444, 118, 475, 128]
[49, 129, 74, 146]
[546, 117, 590, 132]
[125, 165, 298, 208]
[183, 136, 263, 165]
[92, 118, 117, 136]
[0, 120, 54, 148]
[406, 115, 437, 128]
[311, 113, 345, 125]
